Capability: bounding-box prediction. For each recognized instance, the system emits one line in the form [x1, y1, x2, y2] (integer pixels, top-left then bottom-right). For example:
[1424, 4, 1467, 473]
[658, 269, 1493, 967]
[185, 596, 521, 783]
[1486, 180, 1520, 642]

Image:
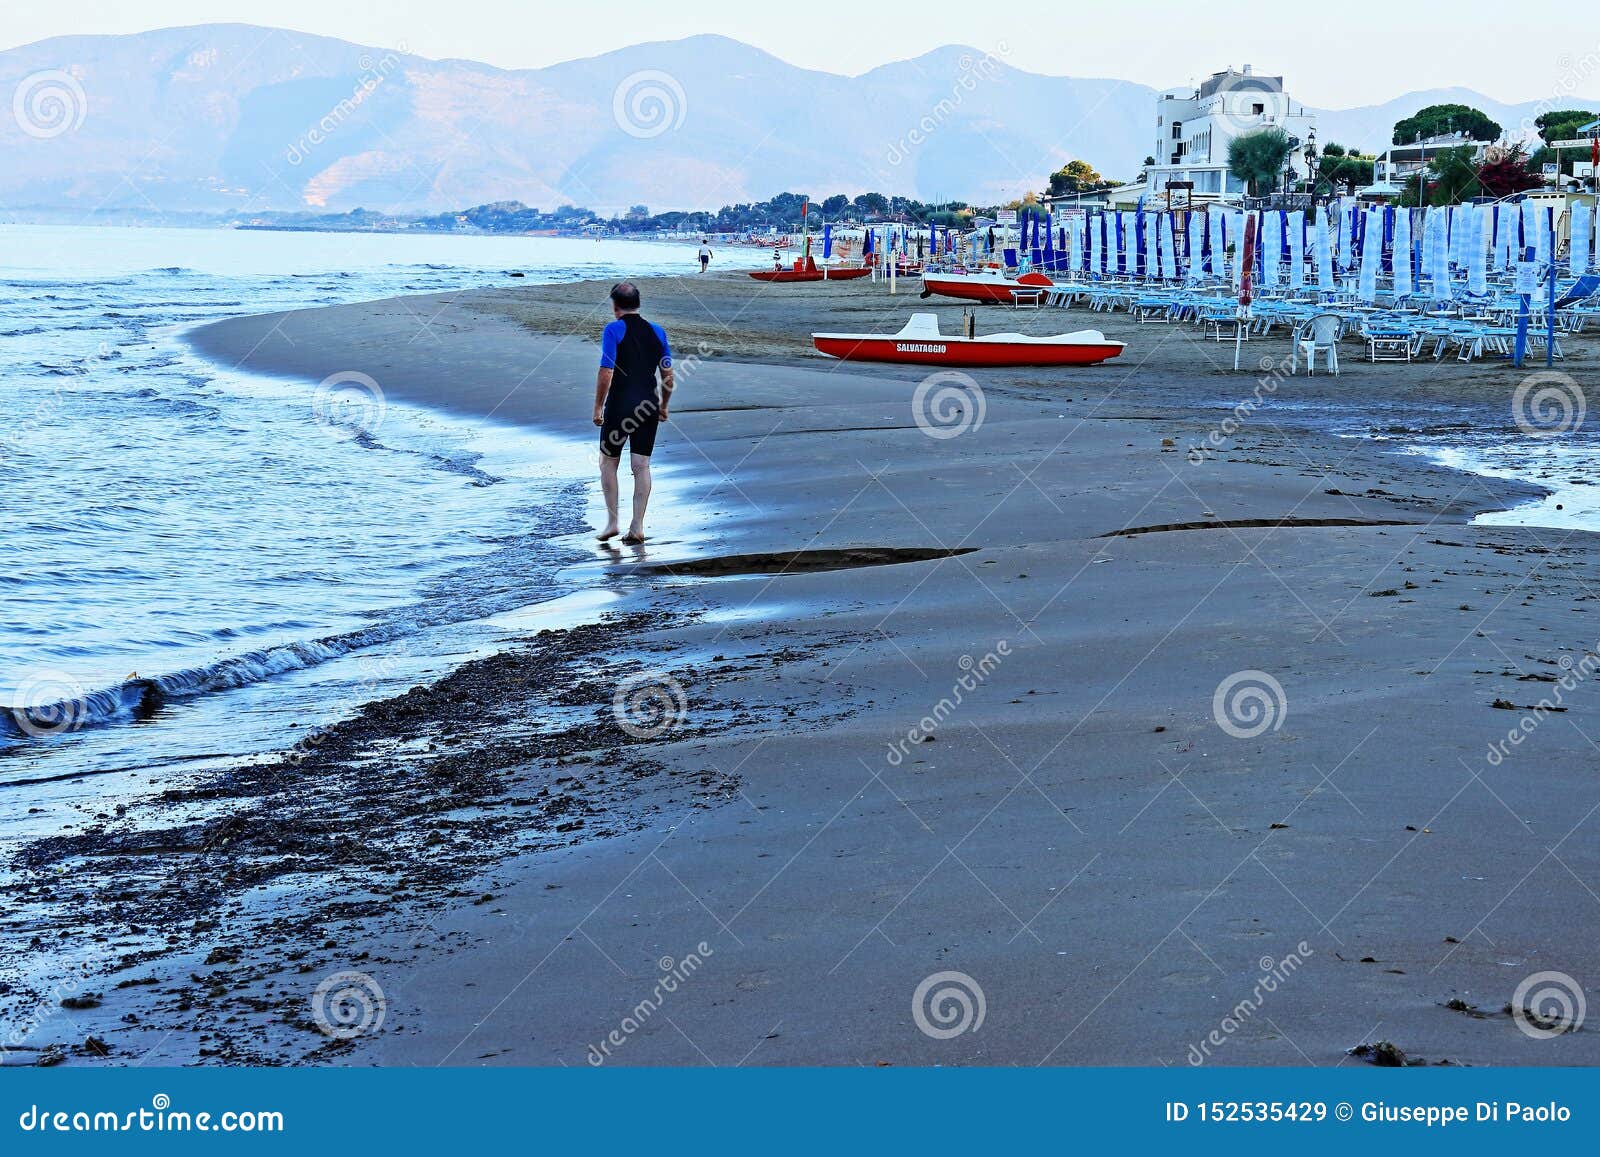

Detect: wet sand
[10, 270, 1598, 1066]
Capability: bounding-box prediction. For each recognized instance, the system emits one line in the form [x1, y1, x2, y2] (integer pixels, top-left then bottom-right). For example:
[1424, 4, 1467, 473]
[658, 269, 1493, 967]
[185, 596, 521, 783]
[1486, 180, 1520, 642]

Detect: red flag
[801, 199, 809, 219]
[1239, 213, 1258, 308]
[1591, 136, 1597, 169]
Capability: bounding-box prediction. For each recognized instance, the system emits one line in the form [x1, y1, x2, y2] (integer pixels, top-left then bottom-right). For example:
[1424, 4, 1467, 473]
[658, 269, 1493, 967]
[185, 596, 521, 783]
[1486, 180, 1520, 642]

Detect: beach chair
[1292, 313, 1342, 375]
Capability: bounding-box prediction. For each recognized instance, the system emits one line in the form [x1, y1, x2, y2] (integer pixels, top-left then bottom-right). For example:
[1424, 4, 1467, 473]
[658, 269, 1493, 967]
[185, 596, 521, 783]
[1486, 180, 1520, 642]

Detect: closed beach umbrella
[1314, 208, 1334, 288]
[1288, 210, 1305, 289]
[1468, 205, 1490, 295]
[1208, 209, 1226, 278]
[823, 223, 833, 259]
[1572, 201, 1592, 275]
[1160, 212, 1178, 279]
[1523, 200, 1541, 263]
[1429, 210, 1452, 300]
[1358, 206, 1382, 302]
[1392, 207, 1413, 296]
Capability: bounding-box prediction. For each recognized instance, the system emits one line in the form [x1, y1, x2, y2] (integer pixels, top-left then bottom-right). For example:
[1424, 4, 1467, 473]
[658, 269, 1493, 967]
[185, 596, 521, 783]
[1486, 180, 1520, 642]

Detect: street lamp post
[1303, 129, 1319, 206]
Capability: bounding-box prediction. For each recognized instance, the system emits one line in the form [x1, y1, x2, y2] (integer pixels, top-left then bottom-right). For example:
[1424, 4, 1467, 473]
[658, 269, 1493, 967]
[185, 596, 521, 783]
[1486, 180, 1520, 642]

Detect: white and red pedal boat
[920, 268, 1053, 303]
[812, 313, 1124, 368]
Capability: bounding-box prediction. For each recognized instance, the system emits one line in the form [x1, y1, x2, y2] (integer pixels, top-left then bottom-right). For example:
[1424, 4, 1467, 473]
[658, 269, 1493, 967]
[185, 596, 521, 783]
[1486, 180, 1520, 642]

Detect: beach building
[1361, 133, 1496, 200]
[1145, 66, 1317, 204]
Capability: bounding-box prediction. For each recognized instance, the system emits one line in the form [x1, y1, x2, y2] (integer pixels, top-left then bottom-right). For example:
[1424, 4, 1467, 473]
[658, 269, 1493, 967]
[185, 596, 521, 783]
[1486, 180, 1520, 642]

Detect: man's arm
[594, 368, 611, 425]
[658, 365, 674, 421]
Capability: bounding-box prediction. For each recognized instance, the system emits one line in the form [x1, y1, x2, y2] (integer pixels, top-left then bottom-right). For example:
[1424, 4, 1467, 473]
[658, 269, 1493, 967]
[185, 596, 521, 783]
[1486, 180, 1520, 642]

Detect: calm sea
[0, 224, 696, 849]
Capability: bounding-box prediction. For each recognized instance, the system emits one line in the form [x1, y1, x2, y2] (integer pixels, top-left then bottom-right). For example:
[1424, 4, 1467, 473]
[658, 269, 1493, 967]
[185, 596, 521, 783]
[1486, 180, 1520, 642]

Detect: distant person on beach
[698, 240, 712, 273]
[594, 281, 673, 545]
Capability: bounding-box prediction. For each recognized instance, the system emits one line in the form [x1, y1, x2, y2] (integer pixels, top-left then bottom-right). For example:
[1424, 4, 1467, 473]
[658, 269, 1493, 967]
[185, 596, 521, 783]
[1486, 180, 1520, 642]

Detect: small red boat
[812, 313, 1123, 368]
[920, 268, 1053, 303]
[749, 264, 872, 283]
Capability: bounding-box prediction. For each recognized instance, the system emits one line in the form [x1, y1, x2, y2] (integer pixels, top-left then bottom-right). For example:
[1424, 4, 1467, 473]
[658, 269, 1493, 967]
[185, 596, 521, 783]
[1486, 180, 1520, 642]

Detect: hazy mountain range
[0, 24, 1590, 215]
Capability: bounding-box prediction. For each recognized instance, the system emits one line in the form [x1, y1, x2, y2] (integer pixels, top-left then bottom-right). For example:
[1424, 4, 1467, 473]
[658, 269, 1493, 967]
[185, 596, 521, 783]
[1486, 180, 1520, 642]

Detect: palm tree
[1227, 128, 1294, 197]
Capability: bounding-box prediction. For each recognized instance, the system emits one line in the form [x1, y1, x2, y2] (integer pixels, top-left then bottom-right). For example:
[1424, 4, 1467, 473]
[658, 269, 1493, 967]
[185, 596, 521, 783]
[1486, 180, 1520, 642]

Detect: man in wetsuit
[594, 281, 674, 544]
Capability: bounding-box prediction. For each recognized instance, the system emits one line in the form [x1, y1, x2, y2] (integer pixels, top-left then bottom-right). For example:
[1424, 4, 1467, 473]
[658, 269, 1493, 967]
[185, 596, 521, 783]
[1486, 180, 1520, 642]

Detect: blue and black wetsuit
[599, 313, 673, 458]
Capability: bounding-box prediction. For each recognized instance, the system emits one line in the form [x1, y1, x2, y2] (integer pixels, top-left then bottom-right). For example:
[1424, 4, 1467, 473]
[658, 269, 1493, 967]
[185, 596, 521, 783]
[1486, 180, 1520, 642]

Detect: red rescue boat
[812, 313, 1123, 368]
[749, 263, 873, 283]
[920, 268, 1053, 303]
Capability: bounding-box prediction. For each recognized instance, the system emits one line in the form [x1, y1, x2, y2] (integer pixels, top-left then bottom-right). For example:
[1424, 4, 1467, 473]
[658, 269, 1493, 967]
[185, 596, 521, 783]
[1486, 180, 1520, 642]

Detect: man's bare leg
[598, 453, 621, 540]
[623, 453, 651, 543]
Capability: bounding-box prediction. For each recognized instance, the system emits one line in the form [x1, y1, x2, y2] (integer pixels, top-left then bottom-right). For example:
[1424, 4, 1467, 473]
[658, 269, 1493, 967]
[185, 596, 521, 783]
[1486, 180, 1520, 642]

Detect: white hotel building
[1144, 66, 1318, 202]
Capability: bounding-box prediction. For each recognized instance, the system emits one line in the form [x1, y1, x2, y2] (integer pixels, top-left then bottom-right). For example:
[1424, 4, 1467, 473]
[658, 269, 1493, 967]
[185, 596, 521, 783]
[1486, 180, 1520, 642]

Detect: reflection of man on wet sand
[593, 281, 674, 545]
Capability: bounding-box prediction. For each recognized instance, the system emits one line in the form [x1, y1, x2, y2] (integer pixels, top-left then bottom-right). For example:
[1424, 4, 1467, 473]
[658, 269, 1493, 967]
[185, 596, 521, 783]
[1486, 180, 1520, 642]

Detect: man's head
[610, 281, 641, 317]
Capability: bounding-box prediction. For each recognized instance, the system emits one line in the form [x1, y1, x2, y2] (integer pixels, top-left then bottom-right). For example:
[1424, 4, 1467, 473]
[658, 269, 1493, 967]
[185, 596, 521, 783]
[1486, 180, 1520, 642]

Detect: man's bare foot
[621, 529, 647, 544]
[597, 525, 620, 542]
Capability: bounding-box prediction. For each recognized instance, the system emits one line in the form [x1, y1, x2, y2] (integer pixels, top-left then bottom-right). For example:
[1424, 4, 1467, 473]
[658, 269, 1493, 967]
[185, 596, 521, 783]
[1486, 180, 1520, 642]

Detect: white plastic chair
[1292, 312, 1342, 375]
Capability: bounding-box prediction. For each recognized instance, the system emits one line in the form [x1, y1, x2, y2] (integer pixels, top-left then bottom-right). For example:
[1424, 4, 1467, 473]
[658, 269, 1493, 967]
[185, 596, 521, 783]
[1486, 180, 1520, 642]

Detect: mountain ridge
[1, 24, 1590, 214]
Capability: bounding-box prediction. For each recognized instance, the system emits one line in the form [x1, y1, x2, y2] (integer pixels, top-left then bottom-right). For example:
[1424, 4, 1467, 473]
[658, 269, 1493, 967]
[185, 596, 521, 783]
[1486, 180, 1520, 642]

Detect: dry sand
[32, 271, 1600, 1067]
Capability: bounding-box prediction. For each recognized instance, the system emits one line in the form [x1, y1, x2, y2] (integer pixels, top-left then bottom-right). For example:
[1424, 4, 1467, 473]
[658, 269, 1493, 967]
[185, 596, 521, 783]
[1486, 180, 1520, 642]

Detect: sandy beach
[8, 268, 1597, 1068]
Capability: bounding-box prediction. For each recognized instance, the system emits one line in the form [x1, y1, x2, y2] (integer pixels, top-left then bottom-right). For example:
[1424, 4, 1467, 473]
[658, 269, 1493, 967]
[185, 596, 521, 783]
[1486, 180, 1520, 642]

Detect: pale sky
[1, 0, 1594, 108]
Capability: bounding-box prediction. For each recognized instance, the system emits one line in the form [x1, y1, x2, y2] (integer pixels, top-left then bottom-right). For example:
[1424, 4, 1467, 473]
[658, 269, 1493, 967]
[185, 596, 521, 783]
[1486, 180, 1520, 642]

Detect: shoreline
[8, 273, 1599, 1066]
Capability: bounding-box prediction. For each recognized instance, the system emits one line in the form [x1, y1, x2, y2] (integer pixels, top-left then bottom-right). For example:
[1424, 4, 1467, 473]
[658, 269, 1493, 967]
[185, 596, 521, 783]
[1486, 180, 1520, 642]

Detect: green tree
[1227, 127, 1293, 196]
[1048, 158, 1105, 195]
[852, 192, 889, 216]
[1392, 103, 1500, 145]
[1320, 141, 1347, 159]
[1317, 151, 1373, 194]
[1535, 109, 1597, 144]
[821, 194, 850, 217]
[1399, 145, 1478, 206]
